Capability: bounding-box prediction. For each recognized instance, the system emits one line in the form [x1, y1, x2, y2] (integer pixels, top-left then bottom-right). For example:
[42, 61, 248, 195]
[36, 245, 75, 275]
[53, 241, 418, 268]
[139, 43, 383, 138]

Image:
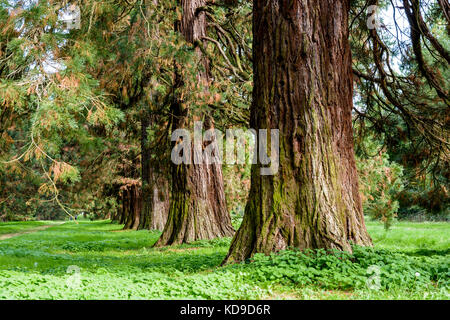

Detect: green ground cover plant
[0, 220, 448, 300]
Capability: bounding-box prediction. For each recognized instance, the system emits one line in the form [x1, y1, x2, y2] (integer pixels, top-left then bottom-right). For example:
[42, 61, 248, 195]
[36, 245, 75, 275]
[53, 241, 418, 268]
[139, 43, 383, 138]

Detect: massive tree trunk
[137, 0, 170, 231]
[224, 0, 372, 263]
[139, 113, 169, 231]
[155, 0, 234, 246]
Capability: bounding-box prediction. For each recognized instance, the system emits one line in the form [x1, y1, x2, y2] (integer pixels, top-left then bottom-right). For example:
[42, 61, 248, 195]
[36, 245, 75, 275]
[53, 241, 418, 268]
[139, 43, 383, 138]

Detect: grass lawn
[0, 220, 448, 300]
[0, 220, 61, 236]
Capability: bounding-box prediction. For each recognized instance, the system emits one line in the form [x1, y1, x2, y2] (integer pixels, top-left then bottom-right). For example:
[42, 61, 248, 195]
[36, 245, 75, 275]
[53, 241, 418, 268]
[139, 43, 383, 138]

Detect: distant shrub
[356, 137, 404, 229]
[396, 175, 449, 221]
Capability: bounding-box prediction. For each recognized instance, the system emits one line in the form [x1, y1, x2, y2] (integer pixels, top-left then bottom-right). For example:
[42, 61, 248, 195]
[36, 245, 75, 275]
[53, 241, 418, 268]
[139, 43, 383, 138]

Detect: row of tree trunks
[114, 176, 168, 231]
[224, 0, 372, 263]
[111, 115, 170, 231]
[154, 0, 234, 246]
[121, 184, 142, 230]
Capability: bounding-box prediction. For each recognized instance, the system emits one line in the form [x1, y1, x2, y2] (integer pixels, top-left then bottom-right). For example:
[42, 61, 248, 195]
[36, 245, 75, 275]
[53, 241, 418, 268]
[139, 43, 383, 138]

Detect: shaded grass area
[0, 220, 448, 299]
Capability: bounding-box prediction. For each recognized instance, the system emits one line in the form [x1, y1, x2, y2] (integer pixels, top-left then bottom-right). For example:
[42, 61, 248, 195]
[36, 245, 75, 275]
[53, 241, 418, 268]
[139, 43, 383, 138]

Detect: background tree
[351, 0, 449, 222]
[155, 0, 234, 246]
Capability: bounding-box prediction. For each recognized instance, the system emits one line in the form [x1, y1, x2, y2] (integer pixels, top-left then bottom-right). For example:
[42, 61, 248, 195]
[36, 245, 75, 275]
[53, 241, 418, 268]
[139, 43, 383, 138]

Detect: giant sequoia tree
[224, 0, 373, 263]
[155, 0, 234, 245]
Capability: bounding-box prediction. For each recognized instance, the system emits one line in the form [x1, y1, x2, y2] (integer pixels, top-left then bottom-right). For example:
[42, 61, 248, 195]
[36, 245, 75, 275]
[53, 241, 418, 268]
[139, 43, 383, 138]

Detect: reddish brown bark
[224, 0, 372, 263]
[122, 184, 141, 230]
[155, 0, 234, 246]
[139, 113, 169, 231]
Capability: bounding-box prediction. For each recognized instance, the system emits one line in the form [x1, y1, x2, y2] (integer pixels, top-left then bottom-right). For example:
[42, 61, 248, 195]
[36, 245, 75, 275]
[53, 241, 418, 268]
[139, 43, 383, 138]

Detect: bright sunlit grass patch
[0, 220, 61, 235]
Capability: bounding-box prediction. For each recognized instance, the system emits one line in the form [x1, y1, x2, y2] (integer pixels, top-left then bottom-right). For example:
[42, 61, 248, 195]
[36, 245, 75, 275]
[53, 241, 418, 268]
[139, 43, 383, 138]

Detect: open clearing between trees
[0, 221, 64, 240]
[0, 220, 448, 300]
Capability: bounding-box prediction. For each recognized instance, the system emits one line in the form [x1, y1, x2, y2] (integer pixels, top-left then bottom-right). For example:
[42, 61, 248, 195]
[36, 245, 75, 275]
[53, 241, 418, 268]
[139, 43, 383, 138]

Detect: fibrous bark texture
[224, 0, 372, 263]
[139, 114, 169, 231]
[122, 184, 141, 230]
[155, 0, 234, 246]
